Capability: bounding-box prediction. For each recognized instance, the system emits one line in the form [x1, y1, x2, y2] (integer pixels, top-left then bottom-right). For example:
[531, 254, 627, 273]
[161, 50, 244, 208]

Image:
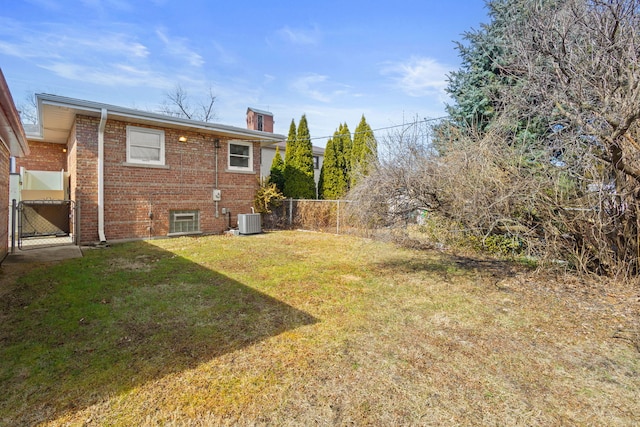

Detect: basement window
[127, 126, 165, 166]
[169, 210, 200, 235]
[228, 140, 253, 172]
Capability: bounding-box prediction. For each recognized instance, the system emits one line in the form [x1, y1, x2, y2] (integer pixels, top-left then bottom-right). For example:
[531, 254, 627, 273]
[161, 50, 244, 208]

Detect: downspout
[98, 108, 107, 243]
[214, 138, 220, 218]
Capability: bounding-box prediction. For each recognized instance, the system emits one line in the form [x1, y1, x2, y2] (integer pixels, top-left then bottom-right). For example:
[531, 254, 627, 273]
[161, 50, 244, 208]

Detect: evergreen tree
[284, 115, 316, 199]
[283, 119, 297, 169]
[295, 115, 315, 177]
[442, 0, 549, 147]
[445, 26, 506, 134]
[318, 134, 348, 199]
[351, 115, 377, 186]
[283, 119, 297, 198]
[269, 145, 285, 193]
[295, 114, 317, 198]
[338, 123, 353, 189]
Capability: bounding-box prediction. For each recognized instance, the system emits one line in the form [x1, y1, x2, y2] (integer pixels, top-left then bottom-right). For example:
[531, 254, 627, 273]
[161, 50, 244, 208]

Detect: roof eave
[0, 70, 29, 157]
[36, 93, 285, 144]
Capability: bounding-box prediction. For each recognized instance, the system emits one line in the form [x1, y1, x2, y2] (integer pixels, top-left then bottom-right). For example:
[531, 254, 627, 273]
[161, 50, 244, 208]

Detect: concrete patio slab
[3, 245, 83, 264]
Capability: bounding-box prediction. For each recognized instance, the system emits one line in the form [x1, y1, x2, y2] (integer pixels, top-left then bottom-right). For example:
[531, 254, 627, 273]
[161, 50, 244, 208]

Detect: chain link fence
[262, 199, 363, 235]
[10, 200, 76, 250]
[260, 198, 451, 251]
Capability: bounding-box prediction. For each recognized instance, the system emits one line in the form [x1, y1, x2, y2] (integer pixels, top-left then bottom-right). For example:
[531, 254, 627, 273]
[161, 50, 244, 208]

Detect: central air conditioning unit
[238, 213, 261, 235]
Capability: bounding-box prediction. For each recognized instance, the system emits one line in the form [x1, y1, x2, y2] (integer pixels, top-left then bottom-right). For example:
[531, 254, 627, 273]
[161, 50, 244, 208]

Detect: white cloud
[0, 21, 148, 61]
[291, 73, 351, 103]
[42, 62, 172, 87]
[277, 25, 321, 45]
[0, 41, 39, 59]
[85, 33, 149, 58]
[155, 28, 204, 67]
[382, 56, 451, 98]
[210, 41, 236, 65]
[292, 74, 330, 102]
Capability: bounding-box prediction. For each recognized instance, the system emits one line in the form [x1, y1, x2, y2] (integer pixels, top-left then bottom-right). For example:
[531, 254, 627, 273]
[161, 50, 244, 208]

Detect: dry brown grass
[1, 231, 638, 426]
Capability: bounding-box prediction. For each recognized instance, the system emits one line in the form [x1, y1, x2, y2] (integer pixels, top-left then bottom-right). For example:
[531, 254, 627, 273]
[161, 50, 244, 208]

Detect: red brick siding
[74, 116, 99, 244]
[15, 140, 67, 171]
[0, 144, 10, 258]
[75, 115, 260, 244]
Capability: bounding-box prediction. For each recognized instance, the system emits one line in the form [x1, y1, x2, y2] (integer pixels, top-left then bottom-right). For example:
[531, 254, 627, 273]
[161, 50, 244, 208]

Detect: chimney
[246, 107, 274, 133]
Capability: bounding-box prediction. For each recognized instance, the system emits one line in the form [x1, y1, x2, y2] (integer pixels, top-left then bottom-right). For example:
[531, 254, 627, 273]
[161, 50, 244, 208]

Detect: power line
[241, 115, 449, 144]
[307, 116, 449, 143]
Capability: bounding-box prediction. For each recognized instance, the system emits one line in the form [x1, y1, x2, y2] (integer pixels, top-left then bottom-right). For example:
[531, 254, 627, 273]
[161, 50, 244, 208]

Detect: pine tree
[269, 146, 285, 193]
[283, 119, 297, 170]
[295, 114, 317, 198]
[442, 0, 549, 146]
[444, 12, 511, 135]
[284, 115, 316, 199]
[295, 115, 314, 177]
[339, 123, 353, 188]
[318, 134, 347, 199]
[351, 115, 377, 186]
[283, 119, 297, 198]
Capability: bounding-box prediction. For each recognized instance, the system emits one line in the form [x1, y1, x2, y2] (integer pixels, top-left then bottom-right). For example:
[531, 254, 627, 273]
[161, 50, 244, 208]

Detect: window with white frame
[127, 126, 165, 165]
[169, 210, 200, 234]
[228, 140, 253, 171]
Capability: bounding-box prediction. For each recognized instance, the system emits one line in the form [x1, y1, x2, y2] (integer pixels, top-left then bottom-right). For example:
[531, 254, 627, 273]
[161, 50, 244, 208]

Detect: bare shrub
[295, 201, 336, 230]
[347, 118, 624, 273]
[350, 0, 640, 278]
[501, 0, 640, 277]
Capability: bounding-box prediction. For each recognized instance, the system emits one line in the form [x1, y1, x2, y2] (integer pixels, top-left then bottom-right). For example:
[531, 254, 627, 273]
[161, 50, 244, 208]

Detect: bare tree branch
[17, 91, 38, 125]
[158, 84, 217, 122]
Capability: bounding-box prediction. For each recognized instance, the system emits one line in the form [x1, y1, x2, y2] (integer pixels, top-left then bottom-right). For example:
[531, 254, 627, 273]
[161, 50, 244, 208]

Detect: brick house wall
[14, 140, 67, 172]
[73, 115, 99, 244]
[0, 143, 10, 257]
[71, 115, 260, 244]
[0, 69, 29, 259]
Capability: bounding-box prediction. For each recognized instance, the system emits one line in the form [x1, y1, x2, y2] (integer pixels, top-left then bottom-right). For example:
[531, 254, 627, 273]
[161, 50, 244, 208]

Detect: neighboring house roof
[247, 107, 273, 116]
[267, 140, 325, 156]
[27, 94, 285, 145]
[0, 69, 29, 157]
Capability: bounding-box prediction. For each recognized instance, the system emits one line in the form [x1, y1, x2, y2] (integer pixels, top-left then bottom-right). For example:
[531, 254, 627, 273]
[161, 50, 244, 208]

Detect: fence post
[75, 200, 80, 245]
[336, 200, 340, 235]
[11, 199, 16, 253]
[289, 198, 293, 226]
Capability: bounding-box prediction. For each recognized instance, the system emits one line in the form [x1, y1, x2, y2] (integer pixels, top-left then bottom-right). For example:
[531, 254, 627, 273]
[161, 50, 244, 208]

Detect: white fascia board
[36, 93, 285, 143]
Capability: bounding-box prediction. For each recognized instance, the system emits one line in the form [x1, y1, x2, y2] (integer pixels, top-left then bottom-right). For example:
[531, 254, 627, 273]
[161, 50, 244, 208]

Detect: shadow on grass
[0, 241, 317, 425]
[375, 252, 521, 280]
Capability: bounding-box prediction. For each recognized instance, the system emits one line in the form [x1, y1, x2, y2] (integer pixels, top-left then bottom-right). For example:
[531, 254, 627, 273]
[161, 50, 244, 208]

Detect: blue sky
[1, 0, 488, 145]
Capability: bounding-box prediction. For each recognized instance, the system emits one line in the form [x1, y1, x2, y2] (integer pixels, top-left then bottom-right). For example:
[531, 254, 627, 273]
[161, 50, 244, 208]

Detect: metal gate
[16, 200, 76, 250]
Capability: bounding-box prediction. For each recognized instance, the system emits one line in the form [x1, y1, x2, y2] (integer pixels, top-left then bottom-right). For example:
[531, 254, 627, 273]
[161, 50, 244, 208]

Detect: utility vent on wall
[238, 213, 261, 235]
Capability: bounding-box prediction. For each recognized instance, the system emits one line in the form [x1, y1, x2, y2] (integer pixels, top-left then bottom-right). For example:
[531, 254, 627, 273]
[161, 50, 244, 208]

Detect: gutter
[98, 108, 107, 243]
[36, 93, 285, 144]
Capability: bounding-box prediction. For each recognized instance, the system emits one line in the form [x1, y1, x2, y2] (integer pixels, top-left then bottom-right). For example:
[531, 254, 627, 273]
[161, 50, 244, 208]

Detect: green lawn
[0, 231, 638, 426]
